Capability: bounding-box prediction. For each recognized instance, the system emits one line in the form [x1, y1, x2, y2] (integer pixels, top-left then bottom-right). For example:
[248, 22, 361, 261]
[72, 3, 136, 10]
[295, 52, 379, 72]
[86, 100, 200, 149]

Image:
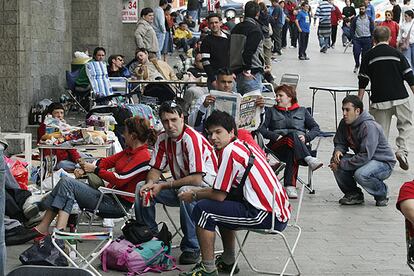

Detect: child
[37, 103, 85, 172]
[295, 3, 311, 60]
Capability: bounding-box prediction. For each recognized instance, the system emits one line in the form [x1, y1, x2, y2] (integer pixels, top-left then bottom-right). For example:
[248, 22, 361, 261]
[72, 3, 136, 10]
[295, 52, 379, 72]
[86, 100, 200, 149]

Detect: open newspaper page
[209, 90, 241, 118]
[238, 90, 262, 131]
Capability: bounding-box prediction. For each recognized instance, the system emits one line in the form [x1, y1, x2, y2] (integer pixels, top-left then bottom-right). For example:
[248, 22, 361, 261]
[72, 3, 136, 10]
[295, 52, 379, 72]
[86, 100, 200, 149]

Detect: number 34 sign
[122, 0, 138, 23]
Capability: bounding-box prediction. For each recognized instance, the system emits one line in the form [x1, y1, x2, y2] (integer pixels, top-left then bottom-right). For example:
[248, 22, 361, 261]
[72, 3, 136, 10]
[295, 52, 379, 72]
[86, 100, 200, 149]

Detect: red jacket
[331, 5, 343, 26]
[96, 145, 151, 203]
[379, 20, 399, 48]
[38, 123, 81, 163]
[285, 2, 297, 22]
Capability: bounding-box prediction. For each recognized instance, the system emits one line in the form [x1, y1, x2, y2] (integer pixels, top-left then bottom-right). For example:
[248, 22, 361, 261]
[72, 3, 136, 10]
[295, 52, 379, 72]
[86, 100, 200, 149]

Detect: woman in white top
[400, 0, 413, 24]
[398, 10, 414, 68]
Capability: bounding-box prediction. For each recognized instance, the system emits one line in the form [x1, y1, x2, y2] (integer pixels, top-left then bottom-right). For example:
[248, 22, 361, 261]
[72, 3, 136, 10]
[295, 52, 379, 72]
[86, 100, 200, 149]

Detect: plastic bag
[42, 169, 75, 191]
[5, 157, 29, 190]
[19, 235, 68, 266]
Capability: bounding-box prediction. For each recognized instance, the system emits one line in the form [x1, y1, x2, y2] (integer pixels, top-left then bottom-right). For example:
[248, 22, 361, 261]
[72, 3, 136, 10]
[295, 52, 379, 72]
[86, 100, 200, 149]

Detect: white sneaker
[285, 186, 298, 199]
[307, 157, 323, 171]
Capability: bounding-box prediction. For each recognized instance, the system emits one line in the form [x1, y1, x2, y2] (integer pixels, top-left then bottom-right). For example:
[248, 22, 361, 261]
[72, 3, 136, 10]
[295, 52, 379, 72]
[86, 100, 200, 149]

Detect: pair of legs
[235, 72, 263, 96]
[352, 37, 372, 68]
[333, 156, 392, 201]
[369, 102, 412, 157]
[298, 32, 310, 58]
[281, 23, 288, 48]
[331, 25, 338, 46]
[402, 43, 414, 69]
[288, 21, 298, 47]
[134, 184, 204, 255]
[271, 25, 282, 53]
[189, 199, 287, 272]
[342, 26, 351, 45]
[37, 177, 130, 234]
[269, 132, 312, 188]
[317, 22, 331, 50]
[263, 37, 273, 67]
[175, 37, 197, 52]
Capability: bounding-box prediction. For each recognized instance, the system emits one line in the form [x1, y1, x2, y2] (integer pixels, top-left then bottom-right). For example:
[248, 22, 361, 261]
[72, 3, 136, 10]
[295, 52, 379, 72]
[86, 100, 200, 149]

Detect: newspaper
[209, 90, 262, 131]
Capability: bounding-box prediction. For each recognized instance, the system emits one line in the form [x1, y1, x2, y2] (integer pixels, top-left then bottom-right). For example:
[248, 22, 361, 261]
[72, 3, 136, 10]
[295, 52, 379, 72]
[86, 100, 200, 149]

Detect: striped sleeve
[213, 145, 238, 193]
[98, 161, 150, 188]
[150, 133, 168, 171]
[185, 128, 205, 174]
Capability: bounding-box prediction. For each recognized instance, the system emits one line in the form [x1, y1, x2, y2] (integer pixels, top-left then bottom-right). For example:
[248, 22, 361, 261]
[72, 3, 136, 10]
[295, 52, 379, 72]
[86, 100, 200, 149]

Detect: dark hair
[136, 48, 148, 55]
[170, 11, 178, 17]
[125, 116, 157, 146]
[244, 1, 260, 18]
[301, 1, 309, 7]
[385, 10, 393, 16]
[158, 101, 183, 118]
[342, 95, 364, 112]
[205, 110, 238, 136]
[259, 2, 268, 12]
[405, 9, 414, 18]
[207, 13, 222, 22]
[93, 47, 106, 59]
[141, 7, 153, 17]
[275, 84, 298, 104]
[404, 0, 410, 5]
[46, 102, 65, 115]
[178, 22, 187, 26]
[373, 26, 390, 43]
[164, 4, 172, 12]
[159, 0, 168, 6]
[108, 54, 124, 66]
[216, 67, 233, 78]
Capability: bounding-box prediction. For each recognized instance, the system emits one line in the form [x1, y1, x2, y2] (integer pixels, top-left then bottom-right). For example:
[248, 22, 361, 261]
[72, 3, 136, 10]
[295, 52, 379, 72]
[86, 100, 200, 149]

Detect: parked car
[177, 0, 244, 19]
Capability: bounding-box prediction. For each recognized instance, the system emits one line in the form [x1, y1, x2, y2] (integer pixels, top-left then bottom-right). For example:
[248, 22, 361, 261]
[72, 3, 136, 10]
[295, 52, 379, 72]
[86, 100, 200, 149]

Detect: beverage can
[142, 189, 152, 207]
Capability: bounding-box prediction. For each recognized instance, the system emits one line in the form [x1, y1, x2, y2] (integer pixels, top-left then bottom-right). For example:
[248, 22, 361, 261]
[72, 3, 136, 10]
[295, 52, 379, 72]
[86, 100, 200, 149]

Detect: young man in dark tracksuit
[229, 1, 264, 95]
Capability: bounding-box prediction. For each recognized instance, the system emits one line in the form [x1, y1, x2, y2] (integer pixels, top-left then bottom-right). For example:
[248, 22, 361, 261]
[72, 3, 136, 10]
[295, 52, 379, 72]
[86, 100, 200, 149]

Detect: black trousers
[289, 21, 299, 47]
[271, 25, 282, 52]
[298, 32, 309, 58]
[282, 23, 288, 48]
[331, 25, 338, 46]
[269, 132, 311, 187]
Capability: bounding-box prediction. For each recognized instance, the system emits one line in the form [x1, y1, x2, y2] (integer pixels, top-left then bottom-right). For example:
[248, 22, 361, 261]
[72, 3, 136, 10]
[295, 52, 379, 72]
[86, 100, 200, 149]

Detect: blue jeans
[0, 150, 6, 275]
[318, 36, 330, 49]
[42, 177, 131, 217]
[333, 156, 392, 200]
[352, 37, 372, 67]
[403, 43, 414, 69]
[156, 32, 166, 59]
[135, 184, 200, 253]
[235, 72, 263, 96]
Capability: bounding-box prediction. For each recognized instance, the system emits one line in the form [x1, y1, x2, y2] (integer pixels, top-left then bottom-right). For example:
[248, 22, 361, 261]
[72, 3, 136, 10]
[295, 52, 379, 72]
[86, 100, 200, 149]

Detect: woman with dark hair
[16, 117, 155, 242]
[379, 10, 399, 48]
[258, 84, 322, 199]
[398, 10, 414, 67]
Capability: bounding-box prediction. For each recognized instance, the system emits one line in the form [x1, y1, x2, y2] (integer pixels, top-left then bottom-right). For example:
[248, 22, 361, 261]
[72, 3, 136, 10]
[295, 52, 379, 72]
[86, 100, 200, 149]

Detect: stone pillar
[0, 0, 72, 134]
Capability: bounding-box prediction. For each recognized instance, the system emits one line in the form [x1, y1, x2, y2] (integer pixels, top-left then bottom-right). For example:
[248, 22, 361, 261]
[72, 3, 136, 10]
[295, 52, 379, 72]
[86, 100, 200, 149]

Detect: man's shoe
[306, 157, 323, 171]
[331, 44, 335, 49]
[299, 56, 306, 60]
[353, 66, 359, 73]
[179, 251, 200, 265]
[289, 45, 296, 48]
[376, 197, 389, 207]
[396, 152, 409, 170]
[285, 186, 298, 199]
[179, 263, 218, 276]
[304, 56, 310, 60]
[339, 193, 364, 205]
[5, 227, 43, 246]
[215, 254, 239, 274]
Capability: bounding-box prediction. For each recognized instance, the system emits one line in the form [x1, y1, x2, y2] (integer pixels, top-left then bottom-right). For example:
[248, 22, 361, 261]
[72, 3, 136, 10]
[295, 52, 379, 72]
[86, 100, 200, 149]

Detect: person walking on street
[296, 2, 311, 60]
[315, 0, 334, 53]
[270, 0, 285, 55]
[351, 4, 374, 73]
[358, 26, 414, 170]
[398, 10, 414, 68]
[331, 2, 343, 48]
[390, 0, 402, 23]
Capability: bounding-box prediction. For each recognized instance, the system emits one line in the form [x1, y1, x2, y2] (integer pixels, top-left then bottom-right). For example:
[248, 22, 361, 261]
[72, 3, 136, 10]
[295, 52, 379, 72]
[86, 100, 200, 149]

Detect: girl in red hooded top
[258, 84, 323, 199]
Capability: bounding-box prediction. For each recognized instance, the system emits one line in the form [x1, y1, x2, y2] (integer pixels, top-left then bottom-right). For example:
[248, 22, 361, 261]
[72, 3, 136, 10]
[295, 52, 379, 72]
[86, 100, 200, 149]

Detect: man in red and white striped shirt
[179, 110, 291, 276]
[136, 101, 218, 265]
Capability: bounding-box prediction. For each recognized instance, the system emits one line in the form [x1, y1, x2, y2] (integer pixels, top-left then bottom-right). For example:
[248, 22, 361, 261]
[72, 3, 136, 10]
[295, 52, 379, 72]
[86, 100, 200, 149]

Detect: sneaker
[179, 251, 200, 265]
[339, 193, 364, 205]
[289, 45, 296, 48]
[306, 157, 323, 171]
[179, 263, 218, 276]
[215, 255, 239, 274]
[23, 203, 40, 220]
[396, 152, 409, 170]
[331, 44, 335, 49]
[285, 186, 298, 199]
[6, 227, 46, 245]
[375, 197, 389, 207]
[299, 56, 306, 60]
[353, 66, 359, 73]
[304, 56, 310, 60]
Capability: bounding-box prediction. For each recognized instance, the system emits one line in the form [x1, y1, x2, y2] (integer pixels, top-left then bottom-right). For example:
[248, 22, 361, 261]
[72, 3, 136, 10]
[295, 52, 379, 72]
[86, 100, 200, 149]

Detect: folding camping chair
[51, 229, 113, 276]
[230, 174, 305, 276]
[65, 70, 88, 113]
[280, 73, 300, 90]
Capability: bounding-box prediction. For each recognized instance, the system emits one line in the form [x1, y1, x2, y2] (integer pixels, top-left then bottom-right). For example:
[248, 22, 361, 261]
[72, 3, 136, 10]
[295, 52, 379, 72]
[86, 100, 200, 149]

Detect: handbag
[398, 22, 414, 50]
[121, 219, 154, 244]
[19, 235, 68, 266]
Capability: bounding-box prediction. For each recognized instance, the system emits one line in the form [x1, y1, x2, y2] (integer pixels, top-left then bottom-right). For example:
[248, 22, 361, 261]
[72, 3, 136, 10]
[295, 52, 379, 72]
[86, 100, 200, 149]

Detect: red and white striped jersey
[151, 125, 218, 182]
[214, 139, 291, 222]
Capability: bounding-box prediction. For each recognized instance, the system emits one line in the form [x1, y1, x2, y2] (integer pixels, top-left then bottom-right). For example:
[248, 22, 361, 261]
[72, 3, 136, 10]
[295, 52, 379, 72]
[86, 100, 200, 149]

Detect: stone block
[4, 24, 17, 38]
[4, 0, 17, 11]
[4, 10, 17, 24]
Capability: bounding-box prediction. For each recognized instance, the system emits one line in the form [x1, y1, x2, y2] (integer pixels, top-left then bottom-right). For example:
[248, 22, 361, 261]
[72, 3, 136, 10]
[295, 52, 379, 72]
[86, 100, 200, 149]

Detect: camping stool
[51, 229, 113, 276]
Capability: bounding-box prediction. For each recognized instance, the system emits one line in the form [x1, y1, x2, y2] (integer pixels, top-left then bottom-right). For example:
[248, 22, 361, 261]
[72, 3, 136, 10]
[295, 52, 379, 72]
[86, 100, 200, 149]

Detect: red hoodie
[379, 20, 399, 48]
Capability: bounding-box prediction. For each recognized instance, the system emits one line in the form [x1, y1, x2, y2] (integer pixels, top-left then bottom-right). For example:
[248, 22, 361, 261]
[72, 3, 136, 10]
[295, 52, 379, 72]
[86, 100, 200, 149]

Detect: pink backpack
[101, 237, 178, 275]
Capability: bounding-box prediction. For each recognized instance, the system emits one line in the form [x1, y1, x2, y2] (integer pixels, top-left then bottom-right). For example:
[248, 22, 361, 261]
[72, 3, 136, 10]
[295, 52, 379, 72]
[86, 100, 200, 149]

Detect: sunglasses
[117, 57, 124, 62]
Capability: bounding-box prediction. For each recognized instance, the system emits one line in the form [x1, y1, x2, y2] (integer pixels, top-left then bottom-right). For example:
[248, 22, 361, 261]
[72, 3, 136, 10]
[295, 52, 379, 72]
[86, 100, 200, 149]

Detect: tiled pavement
[6, 27, 414, 275]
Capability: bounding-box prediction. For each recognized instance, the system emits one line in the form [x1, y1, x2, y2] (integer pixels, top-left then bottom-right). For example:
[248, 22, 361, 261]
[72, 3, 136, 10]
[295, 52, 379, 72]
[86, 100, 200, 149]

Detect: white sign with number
[122, 0, 138, 23]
